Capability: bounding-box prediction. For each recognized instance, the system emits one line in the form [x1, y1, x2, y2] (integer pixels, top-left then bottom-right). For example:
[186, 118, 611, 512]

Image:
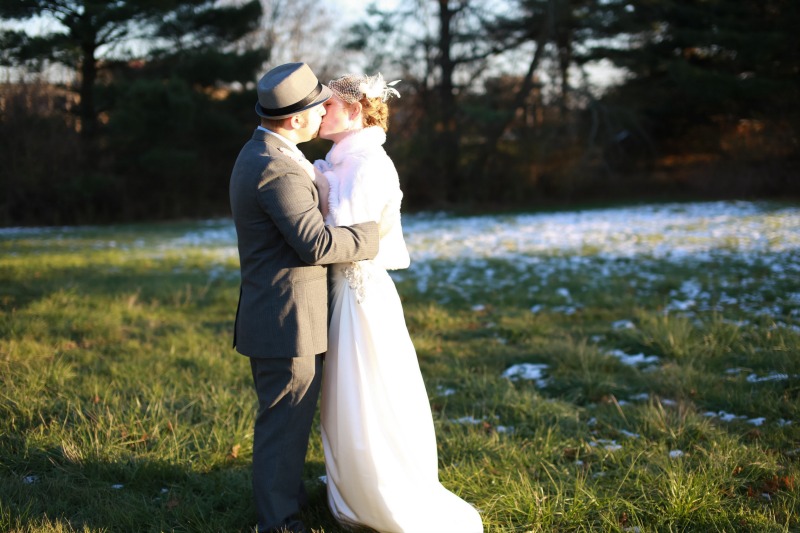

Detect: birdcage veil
[328, 73, 400, 104]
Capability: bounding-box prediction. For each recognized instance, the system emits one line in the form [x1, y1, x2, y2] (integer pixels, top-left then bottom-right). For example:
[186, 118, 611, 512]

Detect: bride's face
[319, 95, 359, 142]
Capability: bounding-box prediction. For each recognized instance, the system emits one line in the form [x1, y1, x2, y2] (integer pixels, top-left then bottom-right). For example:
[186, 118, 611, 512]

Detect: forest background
[1, 0, 798, 227]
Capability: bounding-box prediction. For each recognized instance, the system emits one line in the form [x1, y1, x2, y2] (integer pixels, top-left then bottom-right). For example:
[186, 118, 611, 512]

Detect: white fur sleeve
[329, 158, 387, 226]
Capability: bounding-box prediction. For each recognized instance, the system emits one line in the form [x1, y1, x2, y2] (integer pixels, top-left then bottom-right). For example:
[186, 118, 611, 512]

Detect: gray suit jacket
[230, 128, 379, 358]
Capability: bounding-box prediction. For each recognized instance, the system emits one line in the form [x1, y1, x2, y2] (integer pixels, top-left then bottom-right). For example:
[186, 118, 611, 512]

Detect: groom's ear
[287, 112, 310, 130]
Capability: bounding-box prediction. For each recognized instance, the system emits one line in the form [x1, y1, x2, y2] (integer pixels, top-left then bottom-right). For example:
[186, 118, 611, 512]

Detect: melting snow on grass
[604, 349, 660, 367]
[391, 201, 800, 324]
[4, 201, 799, 262]
[502, 363, 549, 388]
[402, 201, 800, 261]
[7, 202, 798, 309]
[589, 439, 623, 452]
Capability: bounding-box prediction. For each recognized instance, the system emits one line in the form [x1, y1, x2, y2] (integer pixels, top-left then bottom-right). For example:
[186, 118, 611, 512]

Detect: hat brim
[255, 85, 333, 119]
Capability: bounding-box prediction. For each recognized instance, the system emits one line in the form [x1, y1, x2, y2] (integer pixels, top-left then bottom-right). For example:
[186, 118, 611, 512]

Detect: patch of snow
[704, 410, 748, 422]
[436, 386, 457, 397]
[746, 372, 791, 383]
[605, 349, 660, 366]
[502, 363, 549, 388]
[589, 438, 622, 451]
[451, 416, 484, 425]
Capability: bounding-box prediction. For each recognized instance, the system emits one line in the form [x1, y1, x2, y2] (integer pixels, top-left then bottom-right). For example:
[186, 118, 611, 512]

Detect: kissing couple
[229, 62, 483, 533]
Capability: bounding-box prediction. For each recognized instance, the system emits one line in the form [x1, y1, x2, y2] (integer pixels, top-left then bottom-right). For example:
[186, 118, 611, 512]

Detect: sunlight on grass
[1, 201, 798, 531]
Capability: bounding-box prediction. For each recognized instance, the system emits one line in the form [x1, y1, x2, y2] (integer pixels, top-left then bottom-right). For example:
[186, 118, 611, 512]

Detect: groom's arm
[258, 159, 379, 266]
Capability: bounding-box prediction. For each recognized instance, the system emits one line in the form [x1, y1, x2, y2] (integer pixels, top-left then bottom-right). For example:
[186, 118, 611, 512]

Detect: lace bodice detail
[335, 262, 373, 304]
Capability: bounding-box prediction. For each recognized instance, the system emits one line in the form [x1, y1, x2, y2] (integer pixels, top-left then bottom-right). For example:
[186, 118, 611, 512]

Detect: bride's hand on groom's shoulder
[314, 159, 332, 173]
[314, 171, 330, 196]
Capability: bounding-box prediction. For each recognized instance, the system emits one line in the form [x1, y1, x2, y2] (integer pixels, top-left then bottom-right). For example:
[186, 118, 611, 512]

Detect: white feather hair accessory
[328, 73, 401, 104]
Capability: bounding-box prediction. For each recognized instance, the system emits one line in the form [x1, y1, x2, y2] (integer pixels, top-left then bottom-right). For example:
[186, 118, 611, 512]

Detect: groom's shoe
[263, 517, 308, 533]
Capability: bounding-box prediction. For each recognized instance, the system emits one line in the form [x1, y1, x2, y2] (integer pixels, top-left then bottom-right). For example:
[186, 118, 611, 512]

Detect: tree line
[1, 0, 798, 227]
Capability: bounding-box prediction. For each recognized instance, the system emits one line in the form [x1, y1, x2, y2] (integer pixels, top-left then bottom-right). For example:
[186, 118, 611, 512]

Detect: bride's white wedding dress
[316, 127, 482, 533]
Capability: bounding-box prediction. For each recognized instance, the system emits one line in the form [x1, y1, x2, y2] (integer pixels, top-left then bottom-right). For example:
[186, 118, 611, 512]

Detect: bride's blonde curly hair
[328, 73, 400, 133]
[359, 96, 390, 132]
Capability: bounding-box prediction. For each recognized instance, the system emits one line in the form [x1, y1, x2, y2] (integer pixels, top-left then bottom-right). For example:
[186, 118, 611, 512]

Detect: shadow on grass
[0, 445, 348, 533]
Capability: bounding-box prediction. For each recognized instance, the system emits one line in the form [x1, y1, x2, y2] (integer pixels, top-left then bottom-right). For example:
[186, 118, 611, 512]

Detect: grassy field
[1, 202, 799, 532]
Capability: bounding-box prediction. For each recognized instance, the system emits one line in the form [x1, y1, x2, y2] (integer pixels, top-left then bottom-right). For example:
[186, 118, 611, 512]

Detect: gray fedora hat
[255, 62, 333, 119]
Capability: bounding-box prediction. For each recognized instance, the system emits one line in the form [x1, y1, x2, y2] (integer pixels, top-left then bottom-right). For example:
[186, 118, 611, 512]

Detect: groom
[229, 62, 379, 533]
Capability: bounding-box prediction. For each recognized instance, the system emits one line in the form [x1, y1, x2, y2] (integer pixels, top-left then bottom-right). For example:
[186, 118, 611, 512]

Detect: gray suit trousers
[250, 355, 322, 531]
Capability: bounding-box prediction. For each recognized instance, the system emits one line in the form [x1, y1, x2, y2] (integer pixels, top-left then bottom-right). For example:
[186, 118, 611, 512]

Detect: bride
[312, 73, 483, 533]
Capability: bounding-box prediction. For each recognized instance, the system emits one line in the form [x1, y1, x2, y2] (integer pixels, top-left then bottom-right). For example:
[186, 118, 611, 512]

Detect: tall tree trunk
[79, 36, 97, 140]
[437, 0, 460, 204]
[557, 33, 571, 122]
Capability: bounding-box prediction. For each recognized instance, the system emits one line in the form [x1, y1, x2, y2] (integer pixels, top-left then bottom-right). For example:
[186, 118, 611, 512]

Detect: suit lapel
[256, 128, 313, 181]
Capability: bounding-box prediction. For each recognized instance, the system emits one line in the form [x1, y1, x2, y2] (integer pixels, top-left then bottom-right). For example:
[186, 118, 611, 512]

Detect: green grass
[1, 218, 799, 532]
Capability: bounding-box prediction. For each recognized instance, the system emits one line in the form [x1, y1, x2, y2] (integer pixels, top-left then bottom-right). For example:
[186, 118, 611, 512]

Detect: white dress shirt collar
[257, 126, 304, 157]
